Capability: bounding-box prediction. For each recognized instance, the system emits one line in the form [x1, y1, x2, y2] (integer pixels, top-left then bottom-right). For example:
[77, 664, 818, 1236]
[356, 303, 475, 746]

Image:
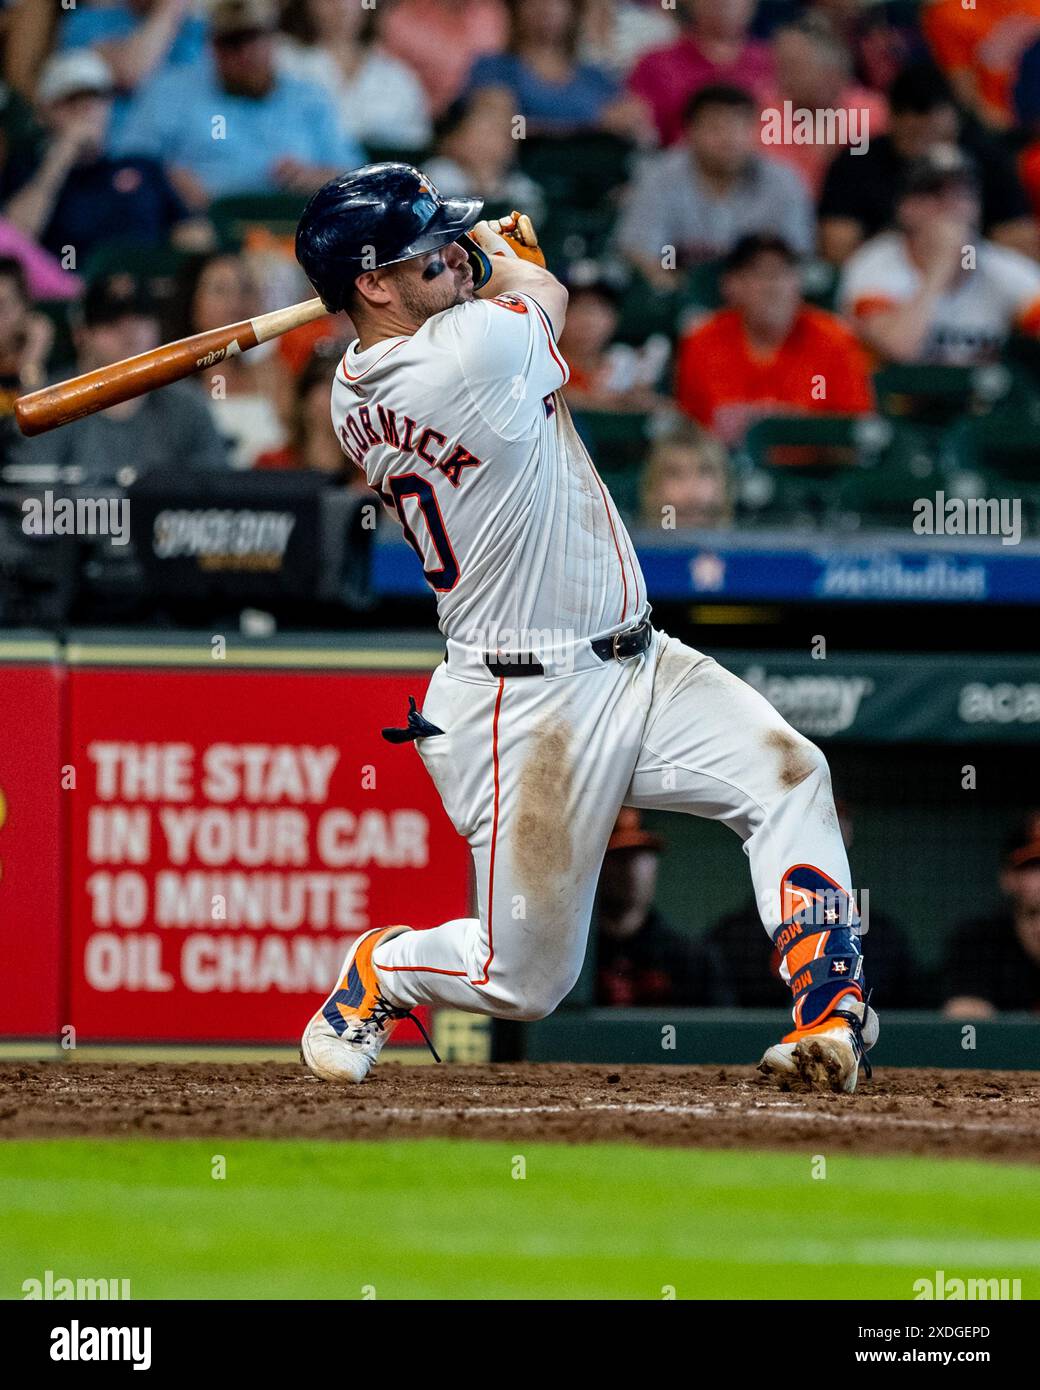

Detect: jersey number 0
[388, 473, 460, 592]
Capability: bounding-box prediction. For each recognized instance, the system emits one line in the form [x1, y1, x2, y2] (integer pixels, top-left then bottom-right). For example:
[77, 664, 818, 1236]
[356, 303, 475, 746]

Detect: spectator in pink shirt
[382, 0, 509, 116]
[628, 0, 774, 147]
[760, 16, 887, 198]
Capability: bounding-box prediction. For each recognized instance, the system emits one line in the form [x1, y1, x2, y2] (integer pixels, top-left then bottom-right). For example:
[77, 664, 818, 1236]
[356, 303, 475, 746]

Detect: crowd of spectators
[4, 0, 1040, 532]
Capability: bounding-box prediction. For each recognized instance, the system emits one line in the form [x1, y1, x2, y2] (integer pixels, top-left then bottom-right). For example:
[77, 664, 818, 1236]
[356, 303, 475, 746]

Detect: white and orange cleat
[758, 995, 879, 1094]
[301, 925, 438, 1083]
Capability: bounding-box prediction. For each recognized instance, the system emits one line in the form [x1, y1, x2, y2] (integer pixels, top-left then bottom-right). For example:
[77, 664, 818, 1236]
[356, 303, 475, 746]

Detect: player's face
[393, 243, 476, 322]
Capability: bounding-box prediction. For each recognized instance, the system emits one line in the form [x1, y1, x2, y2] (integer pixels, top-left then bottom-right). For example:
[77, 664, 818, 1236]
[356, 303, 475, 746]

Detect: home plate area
[4, 1062, 1039, 1161]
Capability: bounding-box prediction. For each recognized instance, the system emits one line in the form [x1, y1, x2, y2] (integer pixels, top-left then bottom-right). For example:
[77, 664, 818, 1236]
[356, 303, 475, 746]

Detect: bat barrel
[12, 298, 327, 438]
[17, 358, 175, 437]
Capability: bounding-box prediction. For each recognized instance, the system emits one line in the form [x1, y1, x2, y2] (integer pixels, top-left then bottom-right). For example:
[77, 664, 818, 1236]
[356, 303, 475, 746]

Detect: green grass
[1, 1140, 1037, 1300]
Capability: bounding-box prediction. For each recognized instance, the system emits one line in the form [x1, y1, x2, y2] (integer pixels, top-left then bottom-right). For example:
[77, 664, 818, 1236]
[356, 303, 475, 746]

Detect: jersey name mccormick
[330, 292, 645, 642]
[338, 403, 483, 489]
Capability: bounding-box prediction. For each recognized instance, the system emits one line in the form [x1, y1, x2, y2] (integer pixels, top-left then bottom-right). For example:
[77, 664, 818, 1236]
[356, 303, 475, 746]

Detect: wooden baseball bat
[14, 296, 329, 437]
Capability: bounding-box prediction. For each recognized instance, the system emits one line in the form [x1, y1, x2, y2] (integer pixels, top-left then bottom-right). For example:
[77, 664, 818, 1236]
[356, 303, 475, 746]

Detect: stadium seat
[362, 144, 433, 168]
[561, 407, 652, 524]
[739, 414, 939, 528]
[80, 242, 193, 326]
[209, 192, 311, 246]
[571, 408, 652, 475]
[946, 408, 1040, 533]
[835, 424, 940, 526]
[949, 403, 1040, 478]
[615, 274, 683, 345]
[517, 132, 634, 209]
[873, 363, 1012, 429]
[595, 465, 641, 522]
[678, 260, 724, 318]
[538, 205, 617, 268]
[82, 241, 191, 283]
[801, 259, 839, 313]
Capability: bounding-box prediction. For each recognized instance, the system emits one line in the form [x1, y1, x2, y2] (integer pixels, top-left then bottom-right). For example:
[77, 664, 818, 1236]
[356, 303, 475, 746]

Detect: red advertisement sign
[0, 661, 64, 1036]
[65, 667, 469, 1042]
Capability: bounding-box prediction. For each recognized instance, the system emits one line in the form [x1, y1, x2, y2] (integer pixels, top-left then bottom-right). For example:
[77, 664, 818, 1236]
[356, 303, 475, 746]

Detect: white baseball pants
[373, 628, 853, 1020]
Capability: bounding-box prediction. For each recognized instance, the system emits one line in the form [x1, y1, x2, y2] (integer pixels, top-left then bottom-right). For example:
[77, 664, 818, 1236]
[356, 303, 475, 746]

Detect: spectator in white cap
[2, 50, 204, 264]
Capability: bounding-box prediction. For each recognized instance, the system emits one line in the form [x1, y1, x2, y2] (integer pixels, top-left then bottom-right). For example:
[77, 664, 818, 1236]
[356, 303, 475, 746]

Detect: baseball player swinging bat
[287, 165, 878, 1094]
[18, 161, 878, 1092]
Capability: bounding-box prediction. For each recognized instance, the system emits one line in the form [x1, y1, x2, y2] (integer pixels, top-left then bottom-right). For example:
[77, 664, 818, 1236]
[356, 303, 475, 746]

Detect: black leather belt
[591, 618, 653, 664]
[480, 618, 653, 678]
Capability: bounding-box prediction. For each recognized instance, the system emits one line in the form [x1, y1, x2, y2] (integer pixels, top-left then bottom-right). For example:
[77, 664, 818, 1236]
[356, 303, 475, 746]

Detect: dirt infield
[3, 1061, 1040, 1161]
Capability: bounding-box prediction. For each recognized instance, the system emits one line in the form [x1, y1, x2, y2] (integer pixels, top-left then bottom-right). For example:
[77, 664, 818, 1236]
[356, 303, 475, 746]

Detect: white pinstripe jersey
[331, 291, 645, 648]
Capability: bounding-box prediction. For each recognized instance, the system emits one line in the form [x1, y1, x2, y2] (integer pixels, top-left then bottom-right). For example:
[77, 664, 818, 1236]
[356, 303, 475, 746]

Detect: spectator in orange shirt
[674, 234, 874, 445]
[922, 0, 1040, 129]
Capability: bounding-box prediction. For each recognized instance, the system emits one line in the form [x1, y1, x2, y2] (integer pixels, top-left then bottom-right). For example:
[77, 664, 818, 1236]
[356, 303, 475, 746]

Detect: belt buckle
[614, 628, 642, 662]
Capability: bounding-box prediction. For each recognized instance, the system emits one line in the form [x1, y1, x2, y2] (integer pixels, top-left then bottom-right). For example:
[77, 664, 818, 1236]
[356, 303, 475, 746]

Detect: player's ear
[354, 269, 393, 309]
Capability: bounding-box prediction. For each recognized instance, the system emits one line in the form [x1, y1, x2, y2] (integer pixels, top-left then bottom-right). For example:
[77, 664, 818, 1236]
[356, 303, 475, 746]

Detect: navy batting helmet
[294, 163, 485, 312]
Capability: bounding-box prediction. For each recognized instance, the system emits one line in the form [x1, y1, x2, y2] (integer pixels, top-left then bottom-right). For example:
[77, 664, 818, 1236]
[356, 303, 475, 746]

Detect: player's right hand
[488, 212, 546, 268]
[467, 220, 519, 260]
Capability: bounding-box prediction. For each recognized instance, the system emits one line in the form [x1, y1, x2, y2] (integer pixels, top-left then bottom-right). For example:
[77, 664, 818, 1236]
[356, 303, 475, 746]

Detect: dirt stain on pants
[513, 719, 575, 911]
[765, 728, 819, 792]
